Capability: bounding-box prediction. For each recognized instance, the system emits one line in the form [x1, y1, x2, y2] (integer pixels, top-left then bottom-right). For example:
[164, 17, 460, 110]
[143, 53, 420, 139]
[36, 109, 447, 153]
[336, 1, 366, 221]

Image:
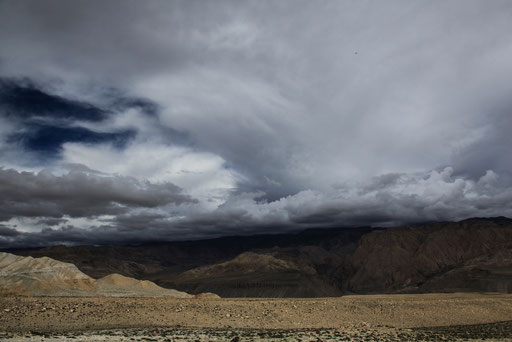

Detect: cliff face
[345, 218, 512, 293]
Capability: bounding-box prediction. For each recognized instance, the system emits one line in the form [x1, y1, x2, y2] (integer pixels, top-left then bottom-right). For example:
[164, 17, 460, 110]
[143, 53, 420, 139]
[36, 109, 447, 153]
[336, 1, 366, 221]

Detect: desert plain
[2, 292, 512, 341]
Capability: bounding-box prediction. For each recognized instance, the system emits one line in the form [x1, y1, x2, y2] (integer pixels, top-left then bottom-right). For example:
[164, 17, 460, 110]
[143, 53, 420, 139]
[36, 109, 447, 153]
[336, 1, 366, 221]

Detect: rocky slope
[0, 252, 191, 297]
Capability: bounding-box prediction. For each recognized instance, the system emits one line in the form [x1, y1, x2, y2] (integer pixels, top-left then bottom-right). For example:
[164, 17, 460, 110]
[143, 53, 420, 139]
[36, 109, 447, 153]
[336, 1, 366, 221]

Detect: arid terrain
[1, 293, 512, 341]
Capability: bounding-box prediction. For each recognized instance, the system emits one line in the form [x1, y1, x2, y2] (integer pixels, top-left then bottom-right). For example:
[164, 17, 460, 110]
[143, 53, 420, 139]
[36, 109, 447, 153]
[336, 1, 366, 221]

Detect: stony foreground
[1, 293, 512, 341]
[2, 323, 512, 342]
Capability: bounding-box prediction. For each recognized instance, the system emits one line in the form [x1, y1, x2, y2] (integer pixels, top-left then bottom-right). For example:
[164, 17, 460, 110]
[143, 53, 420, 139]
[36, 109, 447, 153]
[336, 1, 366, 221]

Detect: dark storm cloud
[0, 225, 150, 249]
[0, 225, 20, 237]
[0, 168, 195, 220]
[1, 1, 512, 246]
[0, 226, 112, 248]
[3, 0, 512, 194]
[35, 218, 68, 227]
[102, 168, 512, 238]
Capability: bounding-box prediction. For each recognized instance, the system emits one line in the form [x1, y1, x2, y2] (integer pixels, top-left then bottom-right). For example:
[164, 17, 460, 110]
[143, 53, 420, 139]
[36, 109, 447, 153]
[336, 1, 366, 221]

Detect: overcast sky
[1, 0, 512, 247]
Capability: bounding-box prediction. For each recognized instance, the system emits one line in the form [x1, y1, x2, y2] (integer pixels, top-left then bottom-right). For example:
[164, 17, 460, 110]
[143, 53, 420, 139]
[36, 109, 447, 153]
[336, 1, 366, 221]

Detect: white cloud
[61, 140, 240, 209]
[191, 167, 512, 229]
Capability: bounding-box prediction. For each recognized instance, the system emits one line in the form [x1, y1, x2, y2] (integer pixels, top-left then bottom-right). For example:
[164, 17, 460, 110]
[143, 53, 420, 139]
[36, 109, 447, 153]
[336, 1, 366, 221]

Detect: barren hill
[0, 252, 95, 296]
[0, 252, 191, 297]
[165, 251, 342, 297]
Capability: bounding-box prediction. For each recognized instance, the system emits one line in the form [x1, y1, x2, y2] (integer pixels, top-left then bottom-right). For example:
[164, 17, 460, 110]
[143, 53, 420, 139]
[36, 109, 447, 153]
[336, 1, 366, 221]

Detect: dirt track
[1, 293, 512, 341]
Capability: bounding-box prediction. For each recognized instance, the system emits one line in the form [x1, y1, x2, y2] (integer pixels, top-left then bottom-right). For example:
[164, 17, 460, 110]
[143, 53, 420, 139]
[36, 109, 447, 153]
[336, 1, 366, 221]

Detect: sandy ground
[1, 293, 512, 341]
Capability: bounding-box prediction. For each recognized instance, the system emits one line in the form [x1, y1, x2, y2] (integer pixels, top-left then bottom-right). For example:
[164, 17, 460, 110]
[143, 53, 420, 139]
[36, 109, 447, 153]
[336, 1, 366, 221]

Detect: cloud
[172, 167, 512, 233]
[0, 78, 145, 165]
[0, 225, 20, 237]
[0, 168, 195, 221]
[60, 141, 241, 209]
[2, 1, 512, 193]
[1, 1, 512, 246]
[35, 218, 69, 227]
[2, 166, 512, 248]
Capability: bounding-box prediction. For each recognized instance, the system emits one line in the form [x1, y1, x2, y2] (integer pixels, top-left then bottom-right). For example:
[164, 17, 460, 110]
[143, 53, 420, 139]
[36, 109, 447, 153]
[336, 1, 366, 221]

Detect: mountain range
[5, 217, 512, 297]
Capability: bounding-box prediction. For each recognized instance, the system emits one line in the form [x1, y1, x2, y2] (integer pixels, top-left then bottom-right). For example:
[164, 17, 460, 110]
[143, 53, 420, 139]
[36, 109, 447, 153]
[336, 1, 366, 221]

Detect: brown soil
[1, 293, 512, 341]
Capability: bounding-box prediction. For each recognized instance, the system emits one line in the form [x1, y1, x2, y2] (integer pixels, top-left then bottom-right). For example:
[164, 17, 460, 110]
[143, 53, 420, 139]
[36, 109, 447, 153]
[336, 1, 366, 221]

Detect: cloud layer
[0, 168, 194, 220]
[3, 166, 512, 248]
[1, 1, 512, 246]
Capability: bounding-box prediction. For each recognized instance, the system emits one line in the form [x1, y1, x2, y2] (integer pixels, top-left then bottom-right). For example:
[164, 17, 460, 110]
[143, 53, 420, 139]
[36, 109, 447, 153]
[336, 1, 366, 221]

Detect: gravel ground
[1, 293, 511, 341]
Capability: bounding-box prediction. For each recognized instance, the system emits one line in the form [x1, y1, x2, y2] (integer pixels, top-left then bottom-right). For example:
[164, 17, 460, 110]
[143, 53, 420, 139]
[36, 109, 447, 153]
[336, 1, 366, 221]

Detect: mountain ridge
[5, 217, 512, 296]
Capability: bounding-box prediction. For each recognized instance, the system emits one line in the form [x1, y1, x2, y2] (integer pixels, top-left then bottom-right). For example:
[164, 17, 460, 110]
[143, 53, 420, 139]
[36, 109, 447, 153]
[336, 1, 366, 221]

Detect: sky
[1, 0, 512, 247]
